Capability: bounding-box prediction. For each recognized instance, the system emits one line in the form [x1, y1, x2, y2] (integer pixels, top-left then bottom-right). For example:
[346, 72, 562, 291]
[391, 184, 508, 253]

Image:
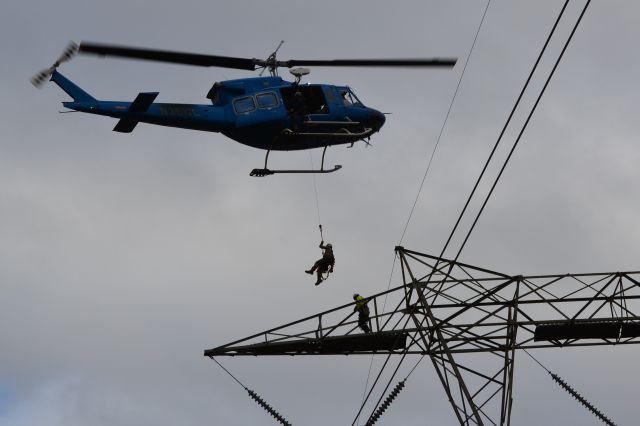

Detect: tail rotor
[31, 41, 78, 87]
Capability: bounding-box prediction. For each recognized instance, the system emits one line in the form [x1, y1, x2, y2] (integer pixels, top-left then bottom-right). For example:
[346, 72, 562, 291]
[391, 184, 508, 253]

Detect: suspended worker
[305, 241, 335, 285]
[353, 293, 371, 333]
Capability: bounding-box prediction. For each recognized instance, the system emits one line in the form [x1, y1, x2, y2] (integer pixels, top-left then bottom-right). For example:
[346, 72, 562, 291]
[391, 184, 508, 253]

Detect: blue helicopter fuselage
[52, 71, 385, 151]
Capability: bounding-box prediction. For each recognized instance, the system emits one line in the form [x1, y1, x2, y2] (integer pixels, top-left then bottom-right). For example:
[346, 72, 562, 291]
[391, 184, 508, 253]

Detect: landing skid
[250, 146, 342, 177]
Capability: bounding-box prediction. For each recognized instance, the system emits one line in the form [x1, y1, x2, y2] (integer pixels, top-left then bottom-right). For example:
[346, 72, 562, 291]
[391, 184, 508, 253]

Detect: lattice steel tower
[206, 247, 640, 425]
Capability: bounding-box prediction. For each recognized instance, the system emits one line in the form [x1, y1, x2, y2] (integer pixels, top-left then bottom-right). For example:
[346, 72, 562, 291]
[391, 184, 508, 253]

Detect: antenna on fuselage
[289, 67, 310, 84]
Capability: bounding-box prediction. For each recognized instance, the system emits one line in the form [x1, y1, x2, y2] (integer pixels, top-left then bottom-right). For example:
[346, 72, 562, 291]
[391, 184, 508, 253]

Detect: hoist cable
[309, 151, 323, 235]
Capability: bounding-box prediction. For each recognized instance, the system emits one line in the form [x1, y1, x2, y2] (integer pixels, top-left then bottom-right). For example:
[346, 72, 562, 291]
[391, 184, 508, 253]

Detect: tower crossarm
[206, 249, 640, 357]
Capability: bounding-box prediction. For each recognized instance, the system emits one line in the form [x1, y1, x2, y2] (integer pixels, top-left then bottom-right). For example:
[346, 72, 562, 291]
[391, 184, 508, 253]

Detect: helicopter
[33, 41, 456, 176]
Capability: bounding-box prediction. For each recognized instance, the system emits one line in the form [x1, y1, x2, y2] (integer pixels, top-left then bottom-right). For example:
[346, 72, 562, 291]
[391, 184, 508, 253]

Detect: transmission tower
[206, 246, 640, 425]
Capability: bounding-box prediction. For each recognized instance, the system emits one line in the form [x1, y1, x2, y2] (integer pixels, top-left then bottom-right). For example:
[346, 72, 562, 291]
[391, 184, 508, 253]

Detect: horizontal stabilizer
[112, 92, 158, 132]
[129, 92, 158, 112]
[113, 119, 138, 133]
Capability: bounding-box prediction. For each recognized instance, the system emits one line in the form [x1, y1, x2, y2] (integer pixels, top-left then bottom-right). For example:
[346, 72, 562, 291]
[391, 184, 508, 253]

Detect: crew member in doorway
[353, 293, 371, 333]
[305, 241, 335, 285]
[290, 91, 306, 132]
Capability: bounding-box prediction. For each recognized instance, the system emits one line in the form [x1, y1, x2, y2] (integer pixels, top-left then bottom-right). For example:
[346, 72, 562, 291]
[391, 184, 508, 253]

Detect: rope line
[356, 254, 399, 426]
[361, 1, 591, 421]
[360, 353, 427, 425]
[352, 316, 412, 426]
[398, 0, 491, 246]
[363, 352, 411, 424]
[354, 0, 491, 423]
[356, 2, 492, 423]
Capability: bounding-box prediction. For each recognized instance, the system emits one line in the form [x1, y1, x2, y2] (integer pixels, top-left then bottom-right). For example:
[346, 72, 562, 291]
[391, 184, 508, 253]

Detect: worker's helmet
[326, 243, 332, 248]
[353, 293, 359, 299]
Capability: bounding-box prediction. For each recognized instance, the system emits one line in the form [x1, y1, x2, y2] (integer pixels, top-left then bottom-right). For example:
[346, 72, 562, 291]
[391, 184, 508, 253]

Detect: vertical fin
[50, 70, 96, 102]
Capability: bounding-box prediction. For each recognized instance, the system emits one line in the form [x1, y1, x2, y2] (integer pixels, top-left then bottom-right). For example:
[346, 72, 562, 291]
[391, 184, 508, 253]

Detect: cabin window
[256, 92, 278, 109]
[233, 96, 256, 114]
[340, 89, 360, 107]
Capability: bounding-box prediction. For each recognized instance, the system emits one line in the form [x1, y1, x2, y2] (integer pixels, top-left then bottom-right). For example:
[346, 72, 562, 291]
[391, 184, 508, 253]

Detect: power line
[451, 0, 592, 263]
[433, 0, 571, 268]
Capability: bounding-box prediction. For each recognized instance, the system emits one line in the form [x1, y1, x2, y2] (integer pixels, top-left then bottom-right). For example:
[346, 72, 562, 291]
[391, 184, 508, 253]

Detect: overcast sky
[2, 0, 640, 425]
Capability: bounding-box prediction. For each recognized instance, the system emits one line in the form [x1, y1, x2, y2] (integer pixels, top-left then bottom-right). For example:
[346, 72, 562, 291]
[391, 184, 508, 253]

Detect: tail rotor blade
[31, 41, 78, 88]
[58, 41, 79, 63]
[31, 67, 54, 87]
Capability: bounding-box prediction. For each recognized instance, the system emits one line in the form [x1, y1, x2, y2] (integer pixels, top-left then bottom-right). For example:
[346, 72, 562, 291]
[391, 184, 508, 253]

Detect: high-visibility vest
[355, 295, 368, 312]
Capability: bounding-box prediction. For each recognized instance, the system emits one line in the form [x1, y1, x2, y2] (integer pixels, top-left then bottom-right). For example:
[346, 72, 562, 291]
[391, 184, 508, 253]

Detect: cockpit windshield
[339, 88, 363, 107]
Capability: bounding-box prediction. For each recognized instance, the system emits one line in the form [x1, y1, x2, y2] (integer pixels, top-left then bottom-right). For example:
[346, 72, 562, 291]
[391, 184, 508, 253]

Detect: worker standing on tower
[353, 293, 371, 333]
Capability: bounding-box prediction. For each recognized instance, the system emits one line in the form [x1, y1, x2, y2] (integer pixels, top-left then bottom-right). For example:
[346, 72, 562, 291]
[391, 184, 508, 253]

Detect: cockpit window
[256, 92, 278, 109]
[233, 96, 256, 114]
[340, 89, 361, 107]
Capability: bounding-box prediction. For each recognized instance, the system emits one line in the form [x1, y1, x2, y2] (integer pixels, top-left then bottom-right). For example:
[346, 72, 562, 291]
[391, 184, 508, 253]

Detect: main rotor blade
[279, 58, 457, 68]
[78, 42, 258, 70]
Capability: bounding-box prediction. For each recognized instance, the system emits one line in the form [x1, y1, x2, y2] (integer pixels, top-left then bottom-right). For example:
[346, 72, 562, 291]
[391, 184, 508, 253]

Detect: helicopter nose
[370, 110, 386, 130]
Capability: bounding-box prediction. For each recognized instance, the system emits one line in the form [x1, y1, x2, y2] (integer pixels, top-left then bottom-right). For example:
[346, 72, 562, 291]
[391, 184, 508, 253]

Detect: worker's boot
[305, 269, 313, 274]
